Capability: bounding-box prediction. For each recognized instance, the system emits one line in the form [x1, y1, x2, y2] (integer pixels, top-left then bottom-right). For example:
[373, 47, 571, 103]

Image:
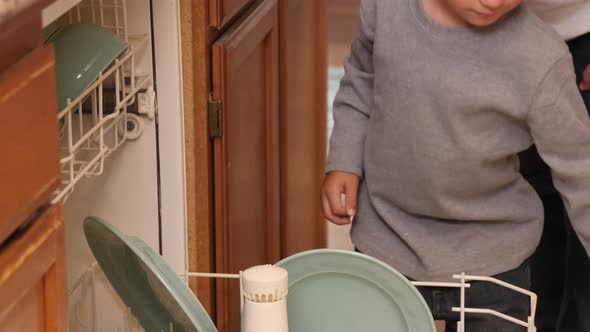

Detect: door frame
[152, 0, 189, 278]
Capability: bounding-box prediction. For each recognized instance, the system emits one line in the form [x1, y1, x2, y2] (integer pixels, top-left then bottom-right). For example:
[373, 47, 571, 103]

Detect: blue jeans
[354, 248, 532, 331]
[519, 31, 590, 332]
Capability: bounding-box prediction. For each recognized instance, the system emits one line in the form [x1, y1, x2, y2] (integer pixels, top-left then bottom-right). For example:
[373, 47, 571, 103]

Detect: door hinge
[208, 95, 223, 138]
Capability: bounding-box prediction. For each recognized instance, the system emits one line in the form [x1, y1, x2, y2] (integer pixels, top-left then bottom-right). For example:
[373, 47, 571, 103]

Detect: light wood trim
[209, 0, 220, 27]
[189, 0, 217, 318]
[315, 0, 328, 248]
[264, 8, 281, 263]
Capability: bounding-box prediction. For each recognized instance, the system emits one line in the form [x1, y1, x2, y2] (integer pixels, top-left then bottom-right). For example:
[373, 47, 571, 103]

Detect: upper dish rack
[50, 0, 153, 203]
[61, 0, 127, 40]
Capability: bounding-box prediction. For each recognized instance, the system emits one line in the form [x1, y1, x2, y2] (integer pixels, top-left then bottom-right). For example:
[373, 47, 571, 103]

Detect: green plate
[50, 24, 127, 111]
[276, 249, 436, 332]
[83, 217, 217, 332]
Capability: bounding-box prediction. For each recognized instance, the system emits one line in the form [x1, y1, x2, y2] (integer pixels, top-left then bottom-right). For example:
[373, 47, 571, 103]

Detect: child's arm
[326, 0, 375, 175]
[322, 0, 375, 225]
[529, 54, 590, 258]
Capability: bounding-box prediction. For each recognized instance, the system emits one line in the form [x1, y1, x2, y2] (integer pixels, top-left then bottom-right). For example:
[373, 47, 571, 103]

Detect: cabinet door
[0, 205, 67, 332]
[209, 0, 255, 28]
[0, 46, 60, 244]
[211, 0, 279, 330]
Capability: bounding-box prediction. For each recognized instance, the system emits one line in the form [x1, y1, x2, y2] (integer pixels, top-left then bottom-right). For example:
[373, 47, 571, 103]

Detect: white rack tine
[98, 71, 105, 175]
[131, 48, 135, 92]
[460, 273, 466, 332]
[114, 0, 119, 39]
[122, 0, 128, 41]
[67, 98, 74, 153]
[452, 307, 530, 328]
[529, 290, 538, 329]
[453, 274, 537, 298]
[411, 281, 471, 288]
[120, 106, 126, 144]
[78, 100, 84, 145]
[92, 89, 98, 123]
[185, 272, 241, 279]
[239, 271, 244, 311]
[415, 273, 538, 332]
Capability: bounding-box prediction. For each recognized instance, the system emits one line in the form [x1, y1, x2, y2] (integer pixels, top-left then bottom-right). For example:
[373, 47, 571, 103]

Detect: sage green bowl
[49, 24, 128, 111]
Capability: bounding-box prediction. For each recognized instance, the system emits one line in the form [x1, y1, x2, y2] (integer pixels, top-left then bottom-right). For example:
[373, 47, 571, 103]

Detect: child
[322, 0, 590, 331]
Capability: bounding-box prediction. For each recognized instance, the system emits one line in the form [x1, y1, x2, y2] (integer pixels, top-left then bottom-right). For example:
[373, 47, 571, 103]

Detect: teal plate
[50, 24, 127, 111]
[83, 217, 217, 332]
[276, 249, 436, 332]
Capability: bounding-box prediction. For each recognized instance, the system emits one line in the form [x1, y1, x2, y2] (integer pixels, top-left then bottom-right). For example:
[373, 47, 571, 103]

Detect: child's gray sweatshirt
[327, 0, 590, 280]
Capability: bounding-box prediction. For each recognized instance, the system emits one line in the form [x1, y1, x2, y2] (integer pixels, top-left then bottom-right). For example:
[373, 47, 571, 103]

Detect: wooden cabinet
[0, 8, 66, 330]
[211, 1, 280, 330]
[186, 0, 326, 330]
[0, 46, 60, 244]
[0, 205, 67, 332]
[0, 0, 50, 72]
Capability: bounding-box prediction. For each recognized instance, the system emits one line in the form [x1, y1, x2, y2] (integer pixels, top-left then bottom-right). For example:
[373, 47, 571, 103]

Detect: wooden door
[211, 0, 280, 330]
[209, 0, 255, 28]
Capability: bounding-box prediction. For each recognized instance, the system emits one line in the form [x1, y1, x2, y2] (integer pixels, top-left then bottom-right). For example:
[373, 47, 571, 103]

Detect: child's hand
[321, 171, 359, 225]
[580, 64, 590, 91]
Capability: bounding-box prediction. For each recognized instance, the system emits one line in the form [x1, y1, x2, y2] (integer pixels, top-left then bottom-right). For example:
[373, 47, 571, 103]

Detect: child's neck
[421, 0, 469, 28]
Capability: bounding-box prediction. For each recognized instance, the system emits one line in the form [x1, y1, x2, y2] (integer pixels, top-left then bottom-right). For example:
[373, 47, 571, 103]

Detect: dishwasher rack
[414, 274, 537, 332]
[50, 0, 154, 204]
[69, 262, 538, 332]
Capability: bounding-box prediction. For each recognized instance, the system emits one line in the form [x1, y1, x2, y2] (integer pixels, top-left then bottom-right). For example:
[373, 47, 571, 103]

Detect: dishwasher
[40, 0, 186, 330]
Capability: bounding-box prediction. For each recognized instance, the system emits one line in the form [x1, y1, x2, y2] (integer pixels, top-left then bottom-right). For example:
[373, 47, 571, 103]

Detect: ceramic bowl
[50, 23, 128, 111]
